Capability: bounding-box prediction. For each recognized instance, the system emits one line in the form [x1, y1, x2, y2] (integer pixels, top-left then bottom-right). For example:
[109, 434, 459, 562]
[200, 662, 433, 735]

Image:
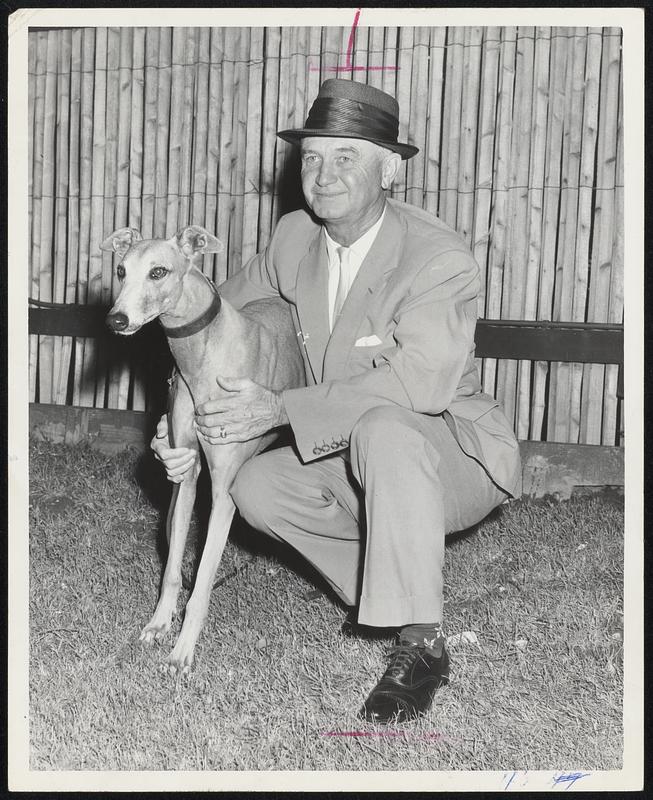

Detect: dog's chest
[168, 333, 249, 409]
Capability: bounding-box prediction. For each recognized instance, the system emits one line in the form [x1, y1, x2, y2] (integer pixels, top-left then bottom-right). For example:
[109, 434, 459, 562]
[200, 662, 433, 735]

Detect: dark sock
[400, 622, 446, 655]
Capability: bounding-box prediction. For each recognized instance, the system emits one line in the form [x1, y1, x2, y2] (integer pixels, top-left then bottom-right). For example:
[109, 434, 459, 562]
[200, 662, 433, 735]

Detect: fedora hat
[277, 78, 419, 160]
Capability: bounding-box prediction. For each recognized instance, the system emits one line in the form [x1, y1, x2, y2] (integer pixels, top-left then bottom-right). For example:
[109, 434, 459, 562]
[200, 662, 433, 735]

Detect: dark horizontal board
[28, 306, 623, 365]
[29, 305, 111, 338]
[473, 319, 623, 364]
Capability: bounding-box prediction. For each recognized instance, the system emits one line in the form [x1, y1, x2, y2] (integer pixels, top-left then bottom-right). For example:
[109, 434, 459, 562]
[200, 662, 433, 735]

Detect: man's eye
[116, 264, 125, 281]
[336, 155, 352, 165]
[149, 267, 168, 280]
[302, 154, 319, 165]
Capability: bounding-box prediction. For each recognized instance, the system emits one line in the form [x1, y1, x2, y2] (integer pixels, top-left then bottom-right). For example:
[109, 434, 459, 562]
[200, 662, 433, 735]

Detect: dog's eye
[116, 264, 126, 281]
[149, 267, 168, 280]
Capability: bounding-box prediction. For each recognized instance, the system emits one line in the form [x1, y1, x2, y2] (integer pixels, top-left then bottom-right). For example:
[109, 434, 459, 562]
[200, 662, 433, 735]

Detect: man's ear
[100, 227, 142, 257]
[175, 226, 224, 259]
[381, 152, 402, 190]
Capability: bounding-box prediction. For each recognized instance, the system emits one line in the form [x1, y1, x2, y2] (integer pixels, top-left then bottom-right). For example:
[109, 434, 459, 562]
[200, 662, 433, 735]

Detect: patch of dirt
[32, 495, 77, 518]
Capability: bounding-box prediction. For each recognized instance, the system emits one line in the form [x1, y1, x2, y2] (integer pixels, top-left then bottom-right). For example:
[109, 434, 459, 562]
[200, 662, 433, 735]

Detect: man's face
[299, 137, 397, 232]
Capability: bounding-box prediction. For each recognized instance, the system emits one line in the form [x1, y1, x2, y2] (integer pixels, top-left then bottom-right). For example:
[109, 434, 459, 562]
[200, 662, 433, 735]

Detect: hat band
[304, 96, 399, 144]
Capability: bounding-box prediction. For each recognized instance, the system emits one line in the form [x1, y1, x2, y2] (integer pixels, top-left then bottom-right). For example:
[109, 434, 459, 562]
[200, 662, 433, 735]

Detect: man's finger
[194, 408, 237, 426]
[197, 428, 224, 443]
[154, 446, 196, 463]
[198, 428, 241, 444]
[195, 394, 251, 417]
[166, 454, 197, 470]
[215, 374, 249, 393]
[195, 398, 229, 417]
[155, 416, 168, 438]
[167, 462, 194, 477]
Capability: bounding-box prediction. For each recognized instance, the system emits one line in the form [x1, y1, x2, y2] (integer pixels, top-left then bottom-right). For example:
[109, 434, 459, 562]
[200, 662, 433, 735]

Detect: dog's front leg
[142, 375, 200, 646]
[140, 460, 200, 645]
[165, 482, 236, 675]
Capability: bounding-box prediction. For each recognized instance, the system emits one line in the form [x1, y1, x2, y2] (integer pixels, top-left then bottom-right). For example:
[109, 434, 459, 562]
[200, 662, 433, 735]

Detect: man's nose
[315, 160, 336, 186]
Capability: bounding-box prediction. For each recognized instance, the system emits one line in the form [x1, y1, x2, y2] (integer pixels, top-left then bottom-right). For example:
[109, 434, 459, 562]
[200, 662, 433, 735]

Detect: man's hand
[195, 375, 289, 445]
[151, 415, 198, 483]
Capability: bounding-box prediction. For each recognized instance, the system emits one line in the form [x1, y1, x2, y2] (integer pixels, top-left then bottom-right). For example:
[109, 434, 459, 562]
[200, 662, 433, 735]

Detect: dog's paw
[139, 618, 171, 645]
[163, 636, 196, 676]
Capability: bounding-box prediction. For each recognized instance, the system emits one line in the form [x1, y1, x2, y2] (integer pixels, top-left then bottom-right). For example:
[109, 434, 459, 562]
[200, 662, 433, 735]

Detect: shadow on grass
[446, 503, 505, 547]
[130, 443, 354, 611]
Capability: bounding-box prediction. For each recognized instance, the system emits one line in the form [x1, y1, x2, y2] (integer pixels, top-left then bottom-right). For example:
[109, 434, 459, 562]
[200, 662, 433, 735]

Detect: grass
[28, 438, 624, 771]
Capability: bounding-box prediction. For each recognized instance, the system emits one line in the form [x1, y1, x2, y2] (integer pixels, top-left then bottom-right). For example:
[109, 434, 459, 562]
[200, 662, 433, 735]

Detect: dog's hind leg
[141, 376, 200, 646]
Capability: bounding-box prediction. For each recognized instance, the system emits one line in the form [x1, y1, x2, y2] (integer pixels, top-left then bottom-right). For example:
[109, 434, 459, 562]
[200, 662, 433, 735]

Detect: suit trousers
[230, 406, 508, 627]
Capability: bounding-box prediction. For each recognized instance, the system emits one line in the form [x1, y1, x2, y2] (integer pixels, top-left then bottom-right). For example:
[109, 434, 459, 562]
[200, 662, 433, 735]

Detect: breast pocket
[347, 341, 393, 375]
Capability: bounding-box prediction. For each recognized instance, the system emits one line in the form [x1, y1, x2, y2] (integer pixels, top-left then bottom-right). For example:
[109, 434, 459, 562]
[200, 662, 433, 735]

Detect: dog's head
[102, 226, 223, 335]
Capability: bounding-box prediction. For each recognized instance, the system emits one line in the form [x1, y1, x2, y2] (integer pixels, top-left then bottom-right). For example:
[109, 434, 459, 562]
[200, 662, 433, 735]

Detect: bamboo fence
[27, 25, 624, 445]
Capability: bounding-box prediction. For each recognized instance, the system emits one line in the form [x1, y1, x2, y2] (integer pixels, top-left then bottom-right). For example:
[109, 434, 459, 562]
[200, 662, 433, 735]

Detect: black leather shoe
[359, 642, 450, 724]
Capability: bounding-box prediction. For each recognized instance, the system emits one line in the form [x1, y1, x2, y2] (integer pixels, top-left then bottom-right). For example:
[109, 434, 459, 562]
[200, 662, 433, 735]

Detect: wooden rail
[28, 304, 624, 396]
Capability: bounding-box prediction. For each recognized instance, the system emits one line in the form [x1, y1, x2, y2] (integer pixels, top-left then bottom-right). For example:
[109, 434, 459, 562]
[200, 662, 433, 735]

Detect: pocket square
[355, 334, 383, 347]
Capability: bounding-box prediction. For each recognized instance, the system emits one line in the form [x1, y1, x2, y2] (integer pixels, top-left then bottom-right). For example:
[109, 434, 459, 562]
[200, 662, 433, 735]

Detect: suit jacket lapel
[295, 229, 331, 383]
[323, 203, 405, 379]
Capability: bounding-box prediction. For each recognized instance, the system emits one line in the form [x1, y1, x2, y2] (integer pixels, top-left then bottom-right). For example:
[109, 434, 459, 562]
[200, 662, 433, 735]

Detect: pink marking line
[309, 8, 399, 73]
[318, 65, 400, 73]
[344, 8, 361, 69]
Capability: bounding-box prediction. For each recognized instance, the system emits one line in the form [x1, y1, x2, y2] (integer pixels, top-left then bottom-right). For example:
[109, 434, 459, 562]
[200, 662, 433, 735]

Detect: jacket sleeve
[282, 248, 480, 462]
[217, 222, 283, 309]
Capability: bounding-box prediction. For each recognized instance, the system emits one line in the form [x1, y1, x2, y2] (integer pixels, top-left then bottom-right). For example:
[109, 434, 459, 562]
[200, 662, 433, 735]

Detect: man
[152, 78, 521, 723]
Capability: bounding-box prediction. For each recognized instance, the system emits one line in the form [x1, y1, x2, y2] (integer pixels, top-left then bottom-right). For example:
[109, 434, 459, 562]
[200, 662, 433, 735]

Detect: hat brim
[277, 128, 419, 160]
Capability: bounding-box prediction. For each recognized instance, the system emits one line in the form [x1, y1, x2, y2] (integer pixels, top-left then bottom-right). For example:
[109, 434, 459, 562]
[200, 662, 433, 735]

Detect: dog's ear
[175, 226, 224, 259]
[100, 228, 142, 257]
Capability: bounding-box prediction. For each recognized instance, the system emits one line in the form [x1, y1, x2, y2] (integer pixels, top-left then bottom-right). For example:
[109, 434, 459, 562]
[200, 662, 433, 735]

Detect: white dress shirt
[324, 208, 386, 332]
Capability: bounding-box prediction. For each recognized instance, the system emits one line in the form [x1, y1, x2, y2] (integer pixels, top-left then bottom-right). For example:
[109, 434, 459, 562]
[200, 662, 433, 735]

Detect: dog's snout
[106, 312, 129, 332]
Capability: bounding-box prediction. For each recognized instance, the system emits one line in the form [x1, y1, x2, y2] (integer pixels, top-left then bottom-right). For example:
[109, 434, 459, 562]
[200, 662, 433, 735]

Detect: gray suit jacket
[220, 198, 522, 498]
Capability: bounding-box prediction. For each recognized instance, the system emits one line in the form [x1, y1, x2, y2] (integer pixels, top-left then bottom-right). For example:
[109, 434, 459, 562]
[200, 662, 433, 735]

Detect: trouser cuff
[357, 592, 444, 628]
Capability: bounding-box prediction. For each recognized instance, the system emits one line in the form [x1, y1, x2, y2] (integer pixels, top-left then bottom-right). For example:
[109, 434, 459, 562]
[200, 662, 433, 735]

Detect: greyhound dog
[102, 225, 305, 674]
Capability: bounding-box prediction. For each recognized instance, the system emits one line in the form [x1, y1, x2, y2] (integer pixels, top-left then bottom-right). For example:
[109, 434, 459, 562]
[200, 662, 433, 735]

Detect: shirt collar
[323, 206, 387, 263]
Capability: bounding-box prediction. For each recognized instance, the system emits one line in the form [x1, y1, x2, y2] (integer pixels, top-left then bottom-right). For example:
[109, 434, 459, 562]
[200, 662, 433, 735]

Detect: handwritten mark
[502, 771, 529, 791]
[552, 772, 590, 790]
[310, 8, 399, 73]
[322, 729, 450, 743]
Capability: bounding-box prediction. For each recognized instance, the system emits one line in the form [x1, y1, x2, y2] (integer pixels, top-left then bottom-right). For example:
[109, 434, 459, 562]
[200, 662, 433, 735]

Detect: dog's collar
[160, 280, 221, 338]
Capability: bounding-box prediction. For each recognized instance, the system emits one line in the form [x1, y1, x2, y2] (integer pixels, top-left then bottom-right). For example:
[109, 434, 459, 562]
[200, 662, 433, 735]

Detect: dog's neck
[160, 266, 229, 394]
[159, 266, 220, 338]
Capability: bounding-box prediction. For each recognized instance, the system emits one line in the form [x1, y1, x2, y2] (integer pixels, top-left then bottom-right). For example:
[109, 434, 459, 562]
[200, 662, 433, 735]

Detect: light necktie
[332, 246, 350, 329]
